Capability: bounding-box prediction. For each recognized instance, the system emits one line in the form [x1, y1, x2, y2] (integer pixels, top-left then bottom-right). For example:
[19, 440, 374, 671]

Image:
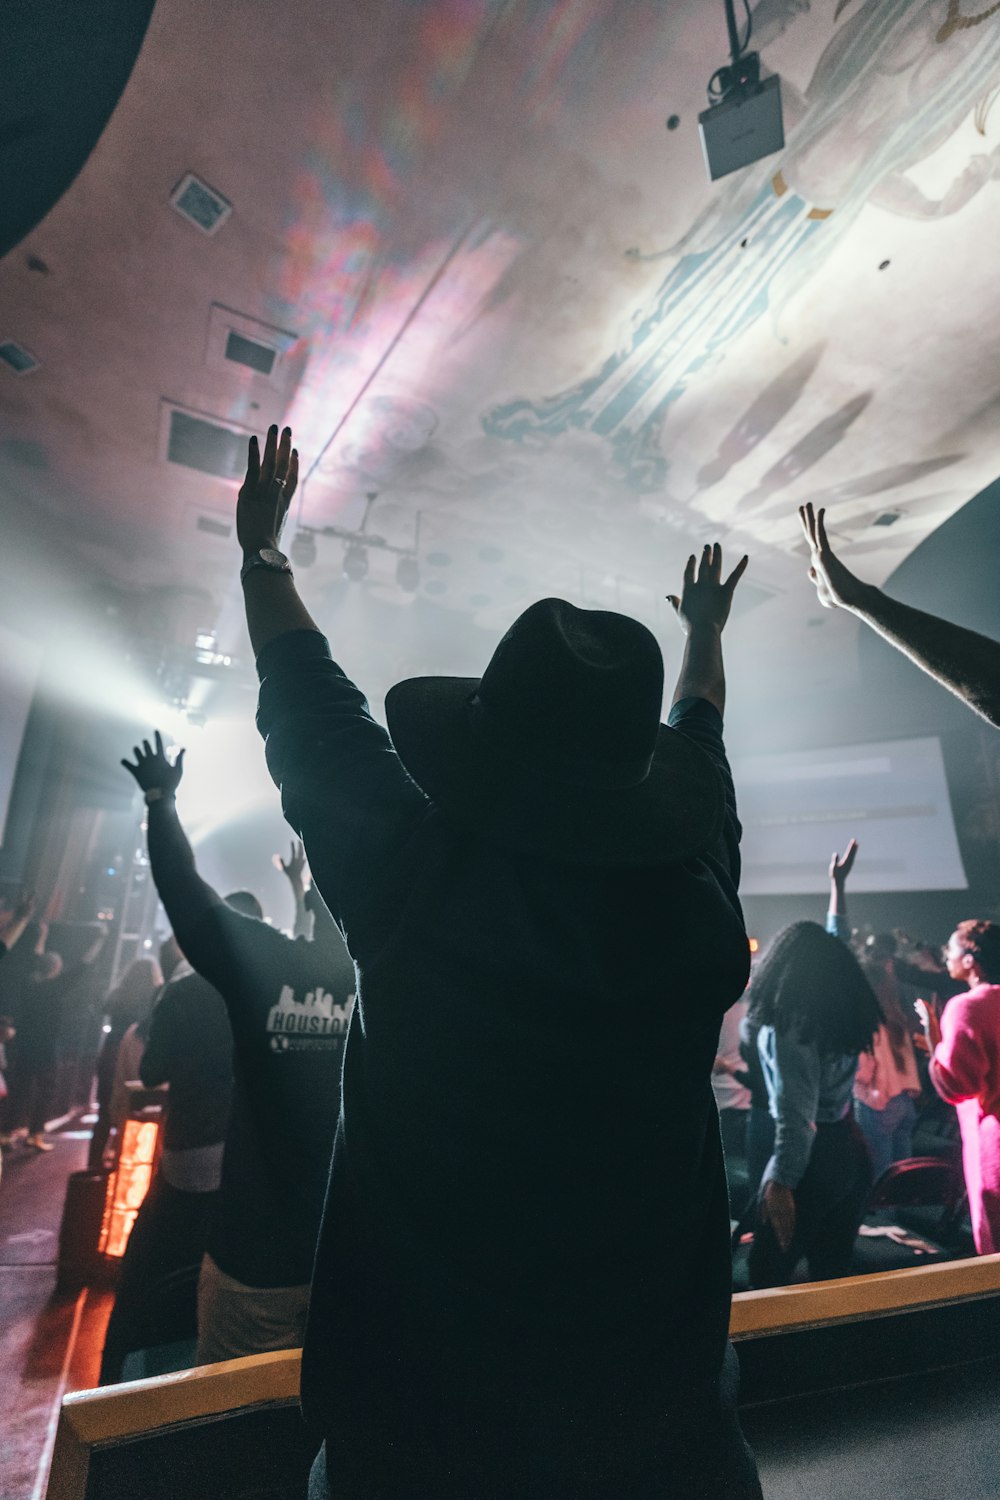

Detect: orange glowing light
[748, 937, 759, 954]
[99, 1117, 160, 1259]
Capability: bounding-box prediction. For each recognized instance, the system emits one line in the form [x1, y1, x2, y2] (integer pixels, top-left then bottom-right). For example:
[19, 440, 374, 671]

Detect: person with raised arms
[237, 423, 761, 1499]
[119, 736, 355, 1367]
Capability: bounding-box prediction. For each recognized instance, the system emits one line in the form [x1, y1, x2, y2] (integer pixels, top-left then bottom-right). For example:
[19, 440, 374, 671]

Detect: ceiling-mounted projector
[698, 0, 784, 181]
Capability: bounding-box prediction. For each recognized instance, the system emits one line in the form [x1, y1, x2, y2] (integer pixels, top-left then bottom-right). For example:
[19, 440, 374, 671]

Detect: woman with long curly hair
[747, 845, 883, 1287]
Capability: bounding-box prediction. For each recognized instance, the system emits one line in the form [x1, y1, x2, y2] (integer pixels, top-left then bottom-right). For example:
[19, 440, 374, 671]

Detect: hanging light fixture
[290, 529, 317, 568]
[343, 542, 369, 582]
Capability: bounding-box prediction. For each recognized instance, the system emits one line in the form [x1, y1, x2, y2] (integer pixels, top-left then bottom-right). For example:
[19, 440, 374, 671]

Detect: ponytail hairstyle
[952, 920, 1000, 984]
[748, 920, 883, 1057]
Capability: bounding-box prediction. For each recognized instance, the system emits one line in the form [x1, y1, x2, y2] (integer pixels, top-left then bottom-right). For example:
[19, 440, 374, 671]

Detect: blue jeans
[854, 1093, 917, 1183]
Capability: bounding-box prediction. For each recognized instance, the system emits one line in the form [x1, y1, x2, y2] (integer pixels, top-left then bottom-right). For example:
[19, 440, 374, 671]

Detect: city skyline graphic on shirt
[266, 984, 354, 1052]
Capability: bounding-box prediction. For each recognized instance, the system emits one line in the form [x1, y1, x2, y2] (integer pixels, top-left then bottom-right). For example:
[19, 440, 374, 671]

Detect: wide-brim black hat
[385, 598, 725, 868]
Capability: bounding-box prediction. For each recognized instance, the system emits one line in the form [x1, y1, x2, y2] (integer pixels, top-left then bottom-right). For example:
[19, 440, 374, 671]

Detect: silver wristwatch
[240, 546, 292, 584]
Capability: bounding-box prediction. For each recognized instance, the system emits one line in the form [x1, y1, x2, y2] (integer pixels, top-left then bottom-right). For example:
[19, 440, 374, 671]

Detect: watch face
[260, 547, 289, 569]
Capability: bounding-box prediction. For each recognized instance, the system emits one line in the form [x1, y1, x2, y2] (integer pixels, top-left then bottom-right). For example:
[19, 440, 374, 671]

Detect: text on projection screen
[731, 737, 967, 895]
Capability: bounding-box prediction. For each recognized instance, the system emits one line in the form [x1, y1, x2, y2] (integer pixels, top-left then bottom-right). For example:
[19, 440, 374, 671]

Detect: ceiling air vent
[170, 173, 232, 235]
[206, 305, 298, 386]
[0, 340, 39, 374]
[225, 330, 276, 376]
[166, 408, 248, 479]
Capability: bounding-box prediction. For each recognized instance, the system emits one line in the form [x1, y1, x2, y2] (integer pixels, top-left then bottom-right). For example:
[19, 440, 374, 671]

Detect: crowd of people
[0, 902, 108, 1159]
[1, 434, 1000, 1494]
[713, 838, 983, 1286]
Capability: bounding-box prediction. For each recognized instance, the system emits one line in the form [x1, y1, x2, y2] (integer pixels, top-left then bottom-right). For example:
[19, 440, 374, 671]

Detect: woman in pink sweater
[917, 921, 1000, 1256]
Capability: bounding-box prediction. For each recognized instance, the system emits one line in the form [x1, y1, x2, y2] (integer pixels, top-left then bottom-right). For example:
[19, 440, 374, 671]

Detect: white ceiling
[2, 0, 1000, 720]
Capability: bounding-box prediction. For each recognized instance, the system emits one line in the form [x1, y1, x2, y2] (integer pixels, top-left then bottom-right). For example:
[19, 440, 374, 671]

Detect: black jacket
[256, 628, 752, 1497]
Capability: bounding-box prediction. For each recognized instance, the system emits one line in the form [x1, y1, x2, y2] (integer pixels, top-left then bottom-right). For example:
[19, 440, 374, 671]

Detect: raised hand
[0, 888, 34, 932]
[0, 887, 37, 948]
[273, 839, 308, 888]
[798, 503, 867, 611]
[121, 731, 185, 797]
[237, 424, 298, 556]
[667, 543, 749, 636]
[829, 838, 859, 886]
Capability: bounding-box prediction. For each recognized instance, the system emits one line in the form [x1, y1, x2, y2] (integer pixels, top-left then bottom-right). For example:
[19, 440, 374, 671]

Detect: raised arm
[274, 839, 311, 939]
[121, 733, 225, 955]
[800, 503, 1000, 729]
[826, 838, 858, 942]
[0, 889, 37, 958]
[38, 924, 109, 999]
[667, 543, 749, 716]
[236, 425, 426, 930]
[238, 425, 321, 657]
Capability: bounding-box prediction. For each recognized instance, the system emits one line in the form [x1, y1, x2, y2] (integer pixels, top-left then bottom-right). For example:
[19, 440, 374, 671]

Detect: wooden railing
[46, 1253, 1000, 1500]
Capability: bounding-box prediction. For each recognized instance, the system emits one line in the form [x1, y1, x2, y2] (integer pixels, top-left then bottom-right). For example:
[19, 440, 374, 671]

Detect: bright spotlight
[343, 543, 369, 582]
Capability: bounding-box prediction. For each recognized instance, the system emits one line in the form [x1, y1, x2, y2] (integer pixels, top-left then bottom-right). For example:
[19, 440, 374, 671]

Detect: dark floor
[743, 1356, 1000, 1500]
[0, 1120, 113, 1500]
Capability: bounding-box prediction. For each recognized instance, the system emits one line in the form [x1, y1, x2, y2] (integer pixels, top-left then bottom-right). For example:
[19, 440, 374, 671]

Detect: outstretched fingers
[275, 426, 292, 482]
[245, 434, 261, 490]
[815, 506, 831, 553]
[724, 553, 750, 592]
[260, 424, 279, 489]
[285, 447, 299, 504]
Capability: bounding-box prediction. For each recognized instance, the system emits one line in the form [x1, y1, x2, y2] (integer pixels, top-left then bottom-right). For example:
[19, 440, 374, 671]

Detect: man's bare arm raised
[800, 502, 1000, 729]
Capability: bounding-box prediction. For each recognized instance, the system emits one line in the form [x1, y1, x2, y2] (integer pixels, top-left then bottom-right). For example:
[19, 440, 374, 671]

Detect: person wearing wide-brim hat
[238, 426, 762, 1500]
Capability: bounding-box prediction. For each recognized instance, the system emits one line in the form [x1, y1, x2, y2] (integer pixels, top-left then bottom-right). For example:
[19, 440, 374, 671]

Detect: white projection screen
[0, 624, 43, 847]
[731, 736, 967, 895]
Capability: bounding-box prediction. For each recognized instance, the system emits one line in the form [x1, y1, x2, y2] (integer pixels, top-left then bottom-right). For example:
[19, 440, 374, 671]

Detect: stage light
[99, 1117, 160, 1258]
[396, 555, 420, 592]
[290, 529, 317, 568]
[343, 543, 369, 582]
[174, 713, 280, 844]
